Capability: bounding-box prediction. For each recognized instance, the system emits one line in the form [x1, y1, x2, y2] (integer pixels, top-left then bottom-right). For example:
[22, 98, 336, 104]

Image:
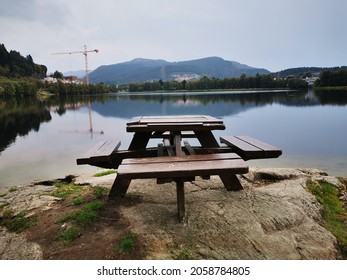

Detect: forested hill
[274, 66, 347, 78]
[89, 57, 270, 84]
[0, 44, 47, 78]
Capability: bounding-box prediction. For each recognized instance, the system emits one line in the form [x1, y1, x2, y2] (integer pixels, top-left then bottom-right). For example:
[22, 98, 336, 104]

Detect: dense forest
[0, 44, 118, 96]
[0, 76, 118, 96]
[274, 66, 347, 78]
[0, 44, 47, 78]
[128, 74, 308, 92]
[315, 69, 347, 87]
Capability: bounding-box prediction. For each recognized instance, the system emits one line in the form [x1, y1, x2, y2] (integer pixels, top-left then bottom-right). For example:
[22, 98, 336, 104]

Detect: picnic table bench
[220, 135, 282, 160]
[76, 115, 282, 221]
[109, 153, 248, 221]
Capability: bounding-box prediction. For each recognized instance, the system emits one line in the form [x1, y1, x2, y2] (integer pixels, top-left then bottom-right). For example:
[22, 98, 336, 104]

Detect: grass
[92, 186, 109, 198]
[57, 226, 81, 245]
[69, 197, 85, 206]
[59, 200, 104, 226]
[118, 233, 136, 253]
[94, 170, 117, 177]
[307, 180, 347, 256]
[52, 182, 84, 200]
[1, 211, 36, 233]
[56, 200, 105, 245]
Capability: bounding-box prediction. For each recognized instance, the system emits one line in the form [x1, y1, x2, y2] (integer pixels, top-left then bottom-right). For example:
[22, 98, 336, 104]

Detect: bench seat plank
[76, 140, 121, 165]
[220, 136, 282, 160]
[122, 152, 241, 165]
[117, 156, 248, 180]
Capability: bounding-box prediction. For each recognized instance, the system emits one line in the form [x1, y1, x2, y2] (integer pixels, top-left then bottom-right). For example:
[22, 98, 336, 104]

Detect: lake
[0, 89, 346, 188]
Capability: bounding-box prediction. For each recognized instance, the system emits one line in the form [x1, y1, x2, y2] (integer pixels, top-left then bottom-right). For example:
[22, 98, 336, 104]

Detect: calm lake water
[1, 89, 347, 188]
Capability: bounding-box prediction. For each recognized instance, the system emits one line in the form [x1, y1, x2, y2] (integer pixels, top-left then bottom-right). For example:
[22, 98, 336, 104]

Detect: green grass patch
[94, 170, 117, 177]
[52, 182, 84, 200]
[57, 226, 81, 245]
[1, 211, 36, 233]
[59, 200, 104, 226]
[69, 197, 85, 206]
[92, 186, 109, 198]
[307, 180, 347, 255]
[118, 233, 136, 253]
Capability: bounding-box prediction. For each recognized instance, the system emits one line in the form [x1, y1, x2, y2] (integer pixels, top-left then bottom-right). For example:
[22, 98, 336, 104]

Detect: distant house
[43, 76, 83, 84]
[64, 76, 83, 84]
[304, 77, 319, 86]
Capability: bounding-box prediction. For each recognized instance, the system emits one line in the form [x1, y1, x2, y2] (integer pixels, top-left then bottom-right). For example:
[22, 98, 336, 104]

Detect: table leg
[194, 130, 219, 147]
[108, 176, 131, 198]
[176, 180, 185, 222]
[173, 132, 183, 156]
[219, 172, 243, 191]
[128, 132, 152, 150]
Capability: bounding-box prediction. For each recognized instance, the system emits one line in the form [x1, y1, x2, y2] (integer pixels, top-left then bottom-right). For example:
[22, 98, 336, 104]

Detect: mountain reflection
[0, 97, 52, 153]
[1, 89, 346, 154]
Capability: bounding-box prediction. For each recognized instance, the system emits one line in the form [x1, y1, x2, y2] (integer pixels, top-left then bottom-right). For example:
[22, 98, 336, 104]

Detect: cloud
[0, 0, 70, 25]
[1, 0, 347, 73]
[0, 0, 38, 20]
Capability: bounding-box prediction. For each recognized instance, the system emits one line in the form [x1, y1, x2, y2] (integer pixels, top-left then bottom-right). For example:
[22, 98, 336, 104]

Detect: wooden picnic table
[126, 115, 226, 152]
[77, 114, 281, 221]
[110, 115, 248, 221]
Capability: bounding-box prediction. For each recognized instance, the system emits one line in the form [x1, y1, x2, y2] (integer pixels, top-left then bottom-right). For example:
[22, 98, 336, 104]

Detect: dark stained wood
[108, 177, 131, 198]
[183, 141, 196, 155]
[126, 115, 225, 133]
[116, 157, 248, 180]
[220, 135, 282, 160]
[194, 130, 220, 147]
[184, 141, 212, 180]
[122, 153, 242, 165]
[219, 172, 244, 191]
[109, 153, 249, 221]
[128, 132, 152, 150]
[163, 139, 175, 156]
[76, 140, 121, 165]
[173, 133, 183, 156]
[176, 180, 185, 222]
[157, 143, 164, 157]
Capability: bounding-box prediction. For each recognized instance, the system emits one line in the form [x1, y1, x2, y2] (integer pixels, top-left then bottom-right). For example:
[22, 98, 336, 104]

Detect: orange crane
[52, 45, 99, 85]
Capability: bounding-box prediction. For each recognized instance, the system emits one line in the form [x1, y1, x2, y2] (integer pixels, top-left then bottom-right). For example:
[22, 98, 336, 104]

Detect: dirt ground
[24, 189, 146, 260]
[7, 168, 345, 260]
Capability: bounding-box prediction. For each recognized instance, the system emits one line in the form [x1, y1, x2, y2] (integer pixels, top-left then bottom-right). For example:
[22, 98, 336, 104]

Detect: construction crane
[52, 45, 98, 85]
[52, 45, 101, 138]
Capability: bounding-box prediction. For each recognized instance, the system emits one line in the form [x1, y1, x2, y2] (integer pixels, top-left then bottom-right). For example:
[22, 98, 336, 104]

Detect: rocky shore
[0, 168, 346, 260]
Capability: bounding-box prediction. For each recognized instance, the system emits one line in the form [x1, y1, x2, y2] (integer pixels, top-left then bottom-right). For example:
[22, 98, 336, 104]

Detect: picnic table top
[126, 115, 226, 132]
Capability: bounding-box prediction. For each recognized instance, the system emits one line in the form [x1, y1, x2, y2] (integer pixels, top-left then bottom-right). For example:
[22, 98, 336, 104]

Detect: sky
[1, 0, 347, 74]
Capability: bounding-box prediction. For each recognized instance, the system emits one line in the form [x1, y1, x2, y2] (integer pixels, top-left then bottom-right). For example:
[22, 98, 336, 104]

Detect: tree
[52, 70, 64, 79]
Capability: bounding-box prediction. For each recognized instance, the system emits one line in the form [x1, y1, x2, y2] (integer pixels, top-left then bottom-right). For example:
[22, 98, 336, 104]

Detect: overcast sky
[1, 0, 346, 74]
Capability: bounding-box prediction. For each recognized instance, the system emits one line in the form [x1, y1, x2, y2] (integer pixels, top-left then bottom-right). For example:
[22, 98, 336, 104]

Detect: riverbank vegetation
[307, 180, 347, 257]
[0, 77, 118, 96]
[314, 68, 347, 88]
[0, 44, 118, 96]
[0, 43, 47, 78]
[128, 74, 308, 92]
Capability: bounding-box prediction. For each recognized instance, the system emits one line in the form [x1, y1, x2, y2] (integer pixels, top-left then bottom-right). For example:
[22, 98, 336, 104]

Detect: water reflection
[0, 97, 52, 153]
[1, 90, 347, 154]
[0, 89, 346, 187]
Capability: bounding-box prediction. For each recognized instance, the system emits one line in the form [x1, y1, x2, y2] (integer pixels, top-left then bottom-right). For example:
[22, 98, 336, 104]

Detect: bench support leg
[176, 180, 185, 222]
[108, 176, 131, 199]
[219, 173, 243, 191]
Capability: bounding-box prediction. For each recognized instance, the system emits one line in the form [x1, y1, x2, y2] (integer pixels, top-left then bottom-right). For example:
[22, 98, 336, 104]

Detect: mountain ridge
[89, 56, 270, 84]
